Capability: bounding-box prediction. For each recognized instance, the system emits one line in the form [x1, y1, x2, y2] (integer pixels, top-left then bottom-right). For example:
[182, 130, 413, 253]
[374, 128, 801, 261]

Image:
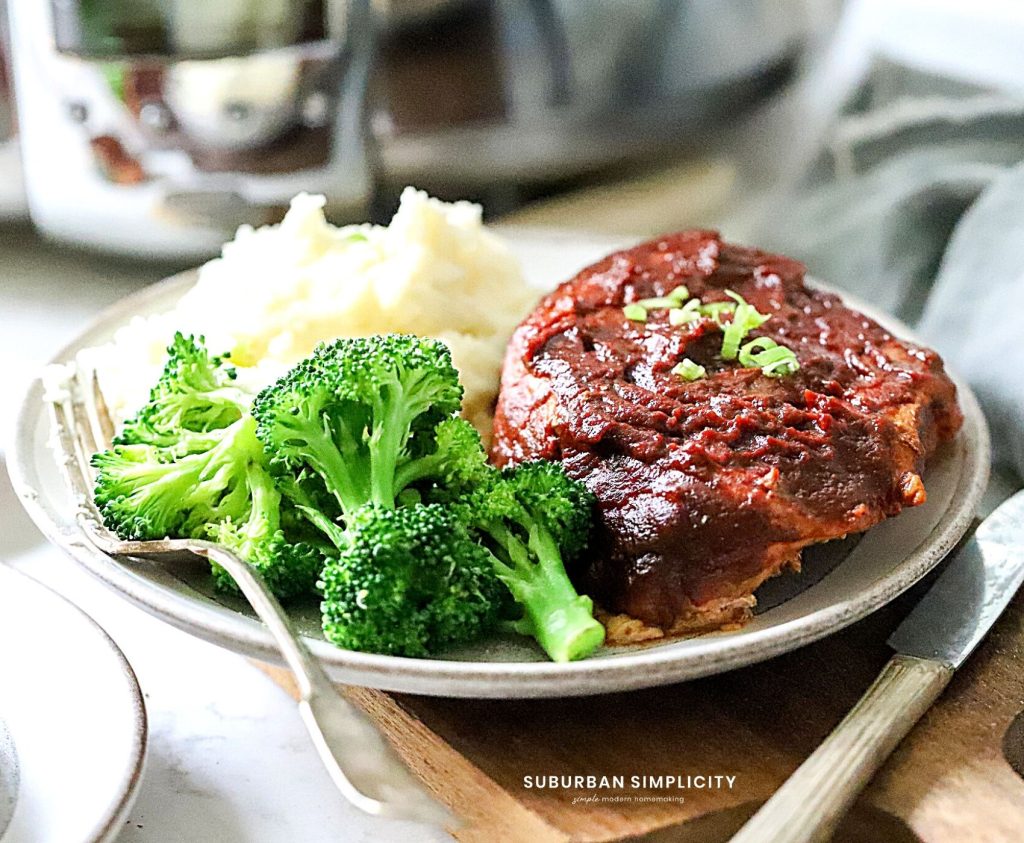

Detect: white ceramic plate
[7, 231, 990, 698]
[0, 565, 147, 843]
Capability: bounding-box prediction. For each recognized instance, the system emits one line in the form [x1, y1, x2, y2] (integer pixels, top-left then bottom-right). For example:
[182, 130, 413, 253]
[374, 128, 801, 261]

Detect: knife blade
[889, 488, 1024, 668]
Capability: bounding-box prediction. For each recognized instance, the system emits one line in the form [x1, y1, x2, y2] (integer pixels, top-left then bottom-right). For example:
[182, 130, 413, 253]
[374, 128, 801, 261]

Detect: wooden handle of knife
[730, 654, 953, 843]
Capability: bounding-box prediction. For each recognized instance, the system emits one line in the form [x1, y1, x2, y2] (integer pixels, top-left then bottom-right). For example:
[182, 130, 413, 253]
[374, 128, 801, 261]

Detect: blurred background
[2, 0, 834, 257]
[2, 0, 1023, 477]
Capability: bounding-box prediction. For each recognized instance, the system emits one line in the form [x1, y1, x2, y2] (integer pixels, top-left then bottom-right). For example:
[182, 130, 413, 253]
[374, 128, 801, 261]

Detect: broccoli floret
[396, 416, 490, 495]
[211, 525, 328, 601]
[320, 503, 503, 657]
[116, 333, 249, 450]
[95, 330, 604, 660]
[93, 414, 322, 599]
[205, 456, 327, 599]
[252, 335, 469, 529]
[94, 414, 265, 540]
[454, 461, 605, 662]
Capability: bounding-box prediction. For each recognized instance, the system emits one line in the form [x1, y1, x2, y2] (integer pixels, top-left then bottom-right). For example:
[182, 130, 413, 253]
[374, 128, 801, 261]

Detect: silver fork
[47, 363, 454, 829]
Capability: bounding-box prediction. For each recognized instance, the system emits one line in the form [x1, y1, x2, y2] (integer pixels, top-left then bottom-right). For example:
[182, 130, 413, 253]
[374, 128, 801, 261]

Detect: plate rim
[7, 249, 991, 698]
[0, 565, 148, 843]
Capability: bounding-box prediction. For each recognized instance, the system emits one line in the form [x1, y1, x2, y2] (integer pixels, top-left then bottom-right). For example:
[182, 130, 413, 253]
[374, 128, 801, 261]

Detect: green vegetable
[254, 334, 603, 660]
[93, 335, 322, 599]
[211, 526, 329, 601]
[392, 415, 490, 497]
[94, 415, 261, 540]
[320, 503, 504, 657]
[251, 334, 508, 654]
[638, 286, 689, 309]
[632, 285, 690, 312]
[95, 330, 606, 662]
[452, 461, 605, 662]
[671, 358, 706, 381]
[93, 413, 322, 599]
[738, 337, 800, 377]
[664, 290, 798, 378]
[720, 291, 770, 361]
[116, 332, 250, 452]
[252, 334, 465, 522]
[698, 300, 737, 326]
[669, 299, 702, 326]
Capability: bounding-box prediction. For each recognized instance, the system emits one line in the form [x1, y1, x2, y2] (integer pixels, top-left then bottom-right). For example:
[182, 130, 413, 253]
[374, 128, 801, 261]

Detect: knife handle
[730, 653, 953, 843]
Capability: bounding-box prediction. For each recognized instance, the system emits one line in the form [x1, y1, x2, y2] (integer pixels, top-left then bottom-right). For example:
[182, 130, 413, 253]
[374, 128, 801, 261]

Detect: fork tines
[47, 361, 116, 538]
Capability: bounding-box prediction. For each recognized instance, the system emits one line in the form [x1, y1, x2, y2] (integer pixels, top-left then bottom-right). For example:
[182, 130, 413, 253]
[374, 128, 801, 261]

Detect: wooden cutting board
[256, 552, 1024, 843]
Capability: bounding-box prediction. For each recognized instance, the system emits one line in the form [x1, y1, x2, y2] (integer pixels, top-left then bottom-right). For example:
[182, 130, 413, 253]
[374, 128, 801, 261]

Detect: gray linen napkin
[749, 60, 1024, 480]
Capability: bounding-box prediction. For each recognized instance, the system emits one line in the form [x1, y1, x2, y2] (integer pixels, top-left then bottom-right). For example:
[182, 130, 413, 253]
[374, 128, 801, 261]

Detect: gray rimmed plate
[0, 564, 147, 843]
[7, 231, 990, 698]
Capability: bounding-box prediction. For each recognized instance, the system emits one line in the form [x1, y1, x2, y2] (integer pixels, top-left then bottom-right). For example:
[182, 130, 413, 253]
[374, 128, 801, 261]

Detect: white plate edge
[0, 564, 148, 843]
[5, 249, 991, 698]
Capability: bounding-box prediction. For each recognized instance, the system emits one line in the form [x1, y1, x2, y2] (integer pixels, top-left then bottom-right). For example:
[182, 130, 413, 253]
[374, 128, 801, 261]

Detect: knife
[731, 488, 1024, 843]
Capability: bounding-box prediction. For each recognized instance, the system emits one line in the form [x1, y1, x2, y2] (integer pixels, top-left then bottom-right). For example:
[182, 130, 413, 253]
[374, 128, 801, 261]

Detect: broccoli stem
[246, 461, 281, 536]
[276, 474, 350, 551]
[289, 417, 366, 516]
[368, 387, 408, 507]
[484, 520, 605, 662]
[392, 451, 437, 492]
[168, 429, 230, 455]
[164, 386, 248, 415]
[369, 373, 452, 507]
[190, 416, 265, 519]
[296, 505, 349, 551]
[120, 458, 204, 533]
[142, 387, 244, 433]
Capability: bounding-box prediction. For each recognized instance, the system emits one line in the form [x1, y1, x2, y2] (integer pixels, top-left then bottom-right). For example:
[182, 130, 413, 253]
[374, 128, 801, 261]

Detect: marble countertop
[0, 228, 452, 843]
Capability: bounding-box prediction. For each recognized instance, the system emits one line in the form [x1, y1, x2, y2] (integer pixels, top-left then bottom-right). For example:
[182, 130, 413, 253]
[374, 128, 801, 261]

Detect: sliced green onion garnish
[737, 336, 778, 366]
[671, 358, 706, 381]
[725, 291, 771, 330]
[762, 354, 800, 377]
[635, 296, 672, 309]
[623, 303, 648, 322]
[720, 290, 771, 361]
[724, 290, 771, 327]
[721, 317, 747, 361]
[669, 298, 702, 326]
[699, 301, 737, 326]
[738, 336, 800, 377]
[344, 231, 368, 243]
[638, 285, 691, 310]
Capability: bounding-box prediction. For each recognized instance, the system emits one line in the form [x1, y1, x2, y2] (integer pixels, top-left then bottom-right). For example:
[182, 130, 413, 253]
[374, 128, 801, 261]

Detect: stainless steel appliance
[3, 1, 812, 258]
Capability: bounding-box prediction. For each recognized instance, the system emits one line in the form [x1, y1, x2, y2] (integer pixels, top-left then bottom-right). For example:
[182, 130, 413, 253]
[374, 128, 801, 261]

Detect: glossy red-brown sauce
[492, 231, 962, 628]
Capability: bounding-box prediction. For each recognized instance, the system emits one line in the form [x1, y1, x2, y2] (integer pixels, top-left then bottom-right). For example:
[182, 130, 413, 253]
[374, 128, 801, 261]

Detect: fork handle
[51, 361, 449, 825]
[730, 654, 952, 843]
[202, 545, 453, 826]
[204, 545, 324, 699]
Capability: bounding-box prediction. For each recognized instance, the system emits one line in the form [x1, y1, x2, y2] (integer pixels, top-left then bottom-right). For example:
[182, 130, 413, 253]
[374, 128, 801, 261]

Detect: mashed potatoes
[82, 188, 536, 437]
